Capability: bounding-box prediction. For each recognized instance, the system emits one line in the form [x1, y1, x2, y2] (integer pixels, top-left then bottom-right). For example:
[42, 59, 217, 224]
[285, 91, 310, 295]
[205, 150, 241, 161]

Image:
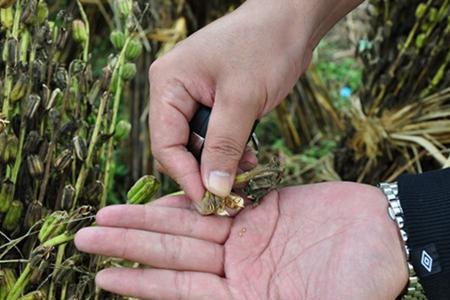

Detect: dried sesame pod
[21, 0, 37, 24]
[30, 246, 51, 269]
[121, 62, 136, 81]
[0, 180, 14, 213]
[27, 155, 44, 179]
[38, 210, 68, 243]
[44, 88, 62, 110]
[31, 59, 47, 85]
[11, 73, 29, 102]
[54, 149, 72, 172]
[84, 180, 104, 204]
[72, 19, 88, 44]
[0, 6, 14, 28]
[54, 255, 81, 283]
[125, 38, 143, 61]
[69, 59, 85, 75]
[4, 37, 18, 67]
[2, 134, 18, 163]
[127, 175, 160, 204]
[60, 184, 75, 211]
[24, 200, 43, 229]
[110, 30, 125, 50]
[2, 200, 23, 232]
[72, 136, 87, 161]
[114, 120, 131, 141]
[0, 0, 15, 8]
[66, 205, 95, 234]
[24, 131, 42, 154]
[54, 67, 68, 89]
[24, 94, 41, 119]
[37, 1, 48, 24]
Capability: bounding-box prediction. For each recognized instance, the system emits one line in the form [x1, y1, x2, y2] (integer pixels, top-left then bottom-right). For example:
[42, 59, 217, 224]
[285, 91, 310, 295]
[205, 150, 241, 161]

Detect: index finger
[149, 74, 204, 203]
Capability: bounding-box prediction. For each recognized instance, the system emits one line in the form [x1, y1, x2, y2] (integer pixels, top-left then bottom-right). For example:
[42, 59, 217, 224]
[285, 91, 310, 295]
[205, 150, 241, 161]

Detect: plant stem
[5, 265, 31, 300]
[77, 0, 90, 62]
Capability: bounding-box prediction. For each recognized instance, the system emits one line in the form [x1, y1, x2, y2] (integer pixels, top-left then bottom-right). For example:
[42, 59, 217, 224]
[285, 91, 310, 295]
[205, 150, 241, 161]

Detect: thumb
[201, 88, 260, 197]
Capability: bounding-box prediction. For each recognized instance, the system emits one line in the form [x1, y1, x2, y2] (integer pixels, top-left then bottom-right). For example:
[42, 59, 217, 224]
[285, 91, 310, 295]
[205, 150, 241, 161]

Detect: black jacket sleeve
[398, 168, 450, 299]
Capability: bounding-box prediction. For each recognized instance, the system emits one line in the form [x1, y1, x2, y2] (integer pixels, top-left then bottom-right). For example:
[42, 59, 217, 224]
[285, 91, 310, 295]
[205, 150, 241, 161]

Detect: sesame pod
[4, 37, 18, 67]
[60, 184, 75, 211]
[67, 205, 95, 234]
[24, 94, 41, 119]
[2, 200, 23, 231]
[37, 1, 48, 24]
[11, 73, 28, 102]
[125, 38, 142, 61]
[23, 131, 42, 154]
[69, 59, 85, 75]
[72, 136, 87, 161]
[2, 134, 18, 163]
[20, 29, 31, 64]
[0, 0, 15, 8]
[19, 289, 46, 300]
[31, 59, 46, 86]
[54, 67, 68, 89]
[30, 246, 51, 269]
[127, 175, 160, 204]
[0, 132, 7, 156]
[110, 30, 125, 50]
[415, 3, 427, 19]
[72, 19, 88, 44]
[44, 88, 62, 110]
[115, 0, 132, 17]
[0, 180, 14, 213]
[27, 155, 44, 179]
[121, 62, 136, 81]
[21, 0, 37, 24]
[54, 149, 72, 172]
[0, 268, 16, 299]
[0, 6, 14, 28]
[29, 260, 49, 284]
[24, 200, 43, 229]
[84, 180, 104, 204]
[38, 210, 68, 243]
[114, 120, 131, 141]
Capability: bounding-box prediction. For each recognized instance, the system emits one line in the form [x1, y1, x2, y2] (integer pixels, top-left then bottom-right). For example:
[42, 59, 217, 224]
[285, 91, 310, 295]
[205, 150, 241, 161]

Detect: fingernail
[207, 171, 232, 197]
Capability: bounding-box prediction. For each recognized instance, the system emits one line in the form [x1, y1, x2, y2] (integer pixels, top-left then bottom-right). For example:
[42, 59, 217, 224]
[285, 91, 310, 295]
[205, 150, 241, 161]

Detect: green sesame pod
[415, 3, 427, 19]
[72, 19, 88, 44]
[0, 268, 16, 299]
[114, 120, 132, 141]
[11, 73, 28, 102]
[19, 30, 31, 64]
[110, 30, 125, 50]
[125, 38, 143, 61]
[0, 180, 13, 213]
[0, 6, 14, 28]
[2, 200, 23, 232]
[37, 1, 48, 24]
[115, 0, 131, 18]
[3, 135, 18, 163]
[127, 175, 160, 204]
[121, 62, 136, 81]
[38, 211, 68, 243]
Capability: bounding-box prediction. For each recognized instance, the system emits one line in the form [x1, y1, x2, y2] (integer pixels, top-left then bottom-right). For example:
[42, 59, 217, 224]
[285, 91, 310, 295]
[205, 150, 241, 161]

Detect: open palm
[75, 182, 408, 300]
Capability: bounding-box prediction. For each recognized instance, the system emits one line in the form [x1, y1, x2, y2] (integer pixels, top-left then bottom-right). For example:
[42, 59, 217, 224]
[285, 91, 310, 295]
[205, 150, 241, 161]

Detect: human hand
[148, 0, 317, 203]
[75, 182, 408, 299]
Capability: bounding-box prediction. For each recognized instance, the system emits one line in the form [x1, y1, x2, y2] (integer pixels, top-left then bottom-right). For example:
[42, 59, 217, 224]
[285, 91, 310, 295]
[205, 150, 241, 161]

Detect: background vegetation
[0, 0, 448, 299]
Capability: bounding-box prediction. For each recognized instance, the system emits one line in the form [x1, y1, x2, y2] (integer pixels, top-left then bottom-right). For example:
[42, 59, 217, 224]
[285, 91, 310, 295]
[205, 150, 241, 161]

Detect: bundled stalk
[334, 0, 450, 183]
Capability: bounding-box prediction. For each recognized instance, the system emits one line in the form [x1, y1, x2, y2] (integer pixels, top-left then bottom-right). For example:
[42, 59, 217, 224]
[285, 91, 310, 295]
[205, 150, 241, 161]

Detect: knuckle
[148, 59, 164, 81]
[205, 136, 243, 161]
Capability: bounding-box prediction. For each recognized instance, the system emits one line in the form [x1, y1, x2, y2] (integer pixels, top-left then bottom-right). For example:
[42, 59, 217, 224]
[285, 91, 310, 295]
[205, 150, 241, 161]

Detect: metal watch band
[378, 182, 426, 299]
